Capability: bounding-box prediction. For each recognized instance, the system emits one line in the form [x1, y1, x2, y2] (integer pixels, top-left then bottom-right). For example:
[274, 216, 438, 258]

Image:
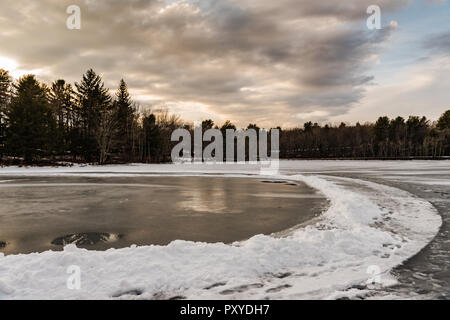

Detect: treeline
[0, 68, 184, 164]
[280, 113, 450, 159]
[0, 68, 449, 165]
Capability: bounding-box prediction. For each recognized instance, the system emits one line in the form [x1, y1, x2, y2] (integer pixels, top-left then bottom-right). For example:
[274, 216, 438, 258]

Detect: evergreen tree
[436, 110, 450, 156]
[406, 116, 429, 156]
[247, 123, 260, 131]
[142, 113, 161, 162]
[0, 69, 11, 156]
[75, 69, 112, 162]
[303, 121, 313, 133]
[113, 79, 135, 161]
[389, 117, 406, 156]
[48, 79, 74, 155]
[6, 75, 56, 163]
[0, 69, 11, 117]
[437, 110, 450, 130]
[202, 119, 215, 132]
[374, 116, 390, 156]
[220, 120, 236, 133]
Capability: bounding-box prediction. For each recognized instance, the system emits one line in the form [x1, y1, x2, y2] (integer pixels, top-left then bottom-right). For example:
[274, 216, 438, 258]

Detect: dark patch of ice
[261, 180, 285, 184]
[220, 283, 264, 295]
[152, 292, 185, 300]
[204, 282, 227, 290]
[266, 272, 292, 279]
[266, 284, 292, 293]
[51, 232, 123, 246]
[112, 289, 143, 298]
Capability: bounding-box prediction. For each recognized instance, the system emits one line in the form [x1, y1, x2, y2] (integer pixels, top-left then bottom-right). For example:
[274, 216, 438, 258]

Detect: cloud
[0, 0, 409, 127]
[423, 32, 450, 55]
[329, 55, 450, 124]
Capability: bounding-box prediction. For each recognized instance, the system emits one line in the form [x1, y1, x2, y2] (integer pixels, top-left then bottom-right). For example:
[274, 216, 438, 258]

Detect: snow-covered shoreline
[1, 159, 449, 175]
[0, 162, 444, 299]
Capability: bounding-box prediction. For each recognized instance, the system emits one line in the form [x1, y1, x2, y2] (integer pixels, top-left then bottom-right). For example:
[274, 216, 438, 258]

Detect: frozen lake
[0, 160, 448, 300]
[0, 176, 326, 255]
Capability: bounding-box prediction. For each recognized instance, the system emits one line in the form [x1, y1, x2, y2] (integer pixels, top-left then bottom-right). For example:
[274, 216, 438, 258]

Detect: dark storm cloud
[0, 0, 406, 126]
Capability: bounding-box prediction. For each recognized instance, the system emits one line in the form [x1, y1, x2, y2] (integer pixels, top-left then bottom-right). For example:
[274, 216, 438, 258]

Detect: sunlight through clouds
[0, 0, 448, 126]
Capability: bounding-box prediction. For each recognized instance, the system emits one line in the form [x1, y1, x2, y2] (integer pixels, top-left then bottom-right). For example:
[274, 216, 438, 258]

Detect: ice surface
[0, 161, 444, 299]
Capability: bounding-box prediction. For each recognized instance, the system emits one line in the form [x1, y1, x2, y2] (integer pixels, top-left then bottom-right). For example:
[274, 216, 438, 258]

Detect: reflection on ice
[0, 176, 326, 255]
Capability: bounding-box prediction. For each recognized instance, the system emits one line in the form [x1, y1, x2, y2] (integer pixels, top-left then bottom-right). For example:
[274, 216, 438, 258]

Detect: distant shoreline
[1, 157, 449, 168]
[282, 156, 450, 161]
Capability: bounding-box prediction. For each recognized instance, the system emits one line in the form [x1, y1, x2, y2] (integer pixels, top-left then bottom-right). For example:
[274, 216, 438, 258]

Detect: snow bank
[1, 159, 449, 176]
[0, 164, 443, 299]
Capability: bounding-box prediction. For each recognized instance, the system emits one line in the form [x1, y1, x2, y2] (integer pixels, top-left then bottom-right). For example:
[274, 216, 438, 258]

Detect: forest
[0, 68, 449, 165]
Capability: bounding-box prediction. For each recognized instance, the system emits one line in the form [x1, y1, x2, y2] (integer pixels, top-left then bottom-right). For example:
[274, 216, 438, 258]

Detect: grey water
[0, 176, 326, 255]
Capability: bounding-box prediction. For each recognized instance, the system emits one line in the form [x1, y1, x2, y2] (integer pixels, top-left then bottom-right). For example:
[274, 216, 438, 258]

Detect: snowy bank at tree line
[0, 162, 443, 299]
[0, 159, 449, 173]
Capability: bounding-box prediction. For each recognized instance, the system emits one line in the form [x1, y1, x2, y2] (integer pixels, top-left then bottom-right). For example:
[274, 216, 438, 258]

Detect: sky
[0, 0, 448, 128]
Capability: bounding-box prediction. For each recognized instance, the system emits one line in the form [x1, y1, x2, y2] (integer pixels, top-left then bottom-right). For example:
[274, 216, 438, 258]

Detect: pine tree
[48, 79, 74, 155]
[6, 75, 56, 163]
[113, 79, 135, 162]
[75, 69, 112, 162]
[436, 110, 450, 156]
[374, 116, 390, 156]
[406, 116, 429, 156]
[0, 69, 11, 157]
[437, 110, 450, 130]
[141, 113, 161, 162]
[202, 119, 215, 131]
[389, 117, 406, 156]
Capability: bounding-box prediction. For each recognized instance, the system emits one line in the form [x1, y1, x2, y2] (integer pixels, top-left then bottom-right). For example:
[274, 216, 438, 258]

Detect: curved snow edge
[0, 173, 442, 300]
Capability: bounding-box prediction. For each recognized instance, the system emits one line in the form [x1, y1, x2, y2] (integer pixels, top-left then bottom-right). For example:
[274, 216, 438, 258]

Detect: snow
[0, 161, 445, 299]
[1, 159, 448, 176]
